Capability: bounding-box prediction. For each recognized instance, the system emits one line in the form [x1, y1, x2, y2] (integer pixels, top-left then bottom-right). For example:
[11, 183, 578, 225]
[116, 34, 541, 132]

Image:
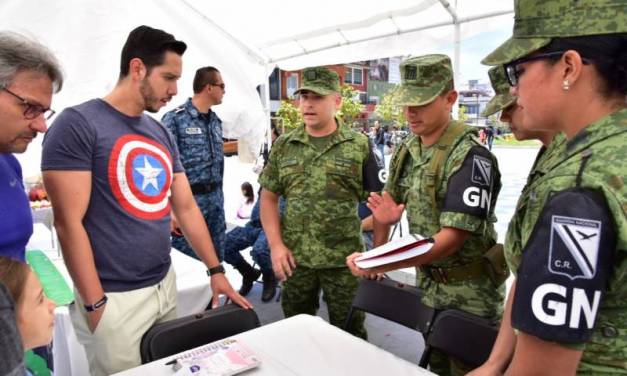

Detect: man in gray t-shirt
[41, 26, 251, 376]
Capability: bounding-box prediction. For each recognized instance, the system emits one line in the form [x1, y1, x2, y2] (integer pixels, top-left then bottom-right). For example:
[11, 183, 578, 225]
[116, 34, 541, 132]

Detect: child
[236, 182, 255, 220]
[0, 257, 55, 375]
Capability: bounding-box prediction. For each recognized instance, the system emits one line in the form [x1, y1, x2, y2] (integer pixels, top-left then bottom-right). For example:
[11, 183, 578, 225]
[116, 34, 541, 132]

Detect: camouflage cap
[395, 54, 454, 106]
[482, 66, 517, 117]
[294, 67, 340, 96]
[483, 0, 627, 65]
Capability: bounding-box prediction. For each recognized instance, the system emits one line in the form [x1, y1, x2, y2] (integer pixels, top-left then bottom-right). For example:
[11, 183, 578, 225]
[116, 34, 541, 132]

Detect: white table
[48, 249, 213, 376]
[113, 314, 435, 376]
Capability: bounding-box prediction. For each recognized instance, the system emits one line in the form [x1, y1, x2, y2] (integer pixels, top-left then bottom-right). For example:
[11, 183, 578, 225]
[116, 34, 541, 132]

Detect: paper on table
[355, 234, 434, 269]
[172, 338, 261, 376]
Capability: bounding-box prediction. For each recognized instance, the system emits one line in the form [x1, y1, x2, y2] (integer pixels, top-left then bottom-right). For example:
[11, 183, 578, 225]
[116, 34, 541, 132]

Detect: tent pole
[453, 22, 461, 120]
[263, 65, 273, 151]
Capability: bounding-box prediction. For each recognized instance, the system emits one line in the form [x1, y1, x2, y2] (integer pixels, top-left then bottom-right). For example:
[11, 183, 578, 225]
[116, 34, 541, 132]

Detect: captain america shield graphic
[108, 135, 173, 220]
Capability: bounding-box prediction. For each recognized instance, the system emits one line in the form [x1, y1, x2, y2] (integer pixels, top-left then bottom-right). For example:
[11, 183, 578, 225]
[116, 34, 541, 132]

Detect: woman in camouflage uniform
[471, 0, 626, 374]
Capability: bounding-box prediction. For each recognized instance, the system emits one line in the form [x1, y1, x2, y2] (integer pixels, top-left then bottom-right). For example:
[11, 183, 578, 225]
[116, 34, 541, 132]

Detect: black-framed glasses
[1, 87, 55, 120]
[503, 51, 566, 86]
[209, 83, 225, 90]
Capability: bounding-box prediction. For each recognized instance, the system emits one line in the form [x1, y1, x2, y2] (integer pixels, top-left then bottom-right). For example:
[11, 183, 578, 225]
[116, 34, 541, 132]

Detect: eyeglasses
[209, 83, 225, 90]
[503, 51, 566, 86]
[1, 87, 56, 120]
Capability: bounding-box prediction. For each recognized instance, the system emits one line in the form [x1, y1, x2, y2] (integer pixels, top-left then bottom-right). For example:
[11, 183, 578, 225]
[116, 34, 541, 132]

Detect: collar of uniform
[184, 98, 201, 118]
[406, 119, 461, 163]
[565, 108, 627, 154]
[287, 117, 354, 146]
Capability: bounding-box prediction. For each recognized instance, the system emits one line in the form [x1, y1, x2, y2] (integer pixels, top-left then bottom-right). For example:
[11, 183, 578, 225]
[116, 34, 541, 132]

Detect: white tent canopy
[0, 0, 514, 177]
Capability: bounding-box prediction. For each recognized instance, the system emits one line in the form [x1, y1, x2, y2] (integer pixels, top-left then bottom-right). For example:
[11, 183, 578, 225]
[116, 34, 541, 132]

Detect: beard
[139, 78, 161, 113]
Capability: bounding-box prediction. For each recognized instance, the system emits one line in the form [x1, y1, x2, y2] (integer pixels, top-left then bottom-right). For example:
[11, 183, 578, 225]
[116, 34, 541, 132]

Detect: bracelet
[84, 295, 108, 312]
[207, 264, 225, 276]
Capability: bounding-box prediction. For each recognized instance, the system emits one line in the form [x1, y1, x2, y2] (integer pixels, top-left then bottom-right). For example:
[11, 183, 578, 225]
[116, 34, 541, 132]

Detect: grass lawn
[493, 136, 541, 147]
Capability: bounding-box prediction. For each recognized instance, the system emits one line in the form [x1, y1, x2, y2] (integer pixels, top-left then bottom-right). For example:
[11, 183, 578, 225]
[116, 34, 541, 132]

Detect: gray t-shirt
[0, 283, 24, 376]
[42, 99, 184, 292]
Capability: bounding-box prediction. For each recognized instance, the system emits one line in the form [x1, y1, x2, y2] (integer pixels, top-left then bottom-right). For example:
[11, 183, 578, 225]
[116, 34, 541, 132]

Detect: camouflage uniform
[260, 67, 383, 338]
[162, 99, 225, 260]
[387, 55, 504, 375]
[483, 1, 627, 374]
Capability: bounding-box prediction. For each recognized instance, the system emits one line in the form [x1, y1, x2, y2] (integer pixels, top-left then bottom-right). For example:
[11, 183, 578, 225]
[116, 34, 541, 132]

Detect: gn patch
[442, 146, 496, 218]
[549, 215, 601, 280]
[471, 155, 492, 186]
[512, 188, 616, 343]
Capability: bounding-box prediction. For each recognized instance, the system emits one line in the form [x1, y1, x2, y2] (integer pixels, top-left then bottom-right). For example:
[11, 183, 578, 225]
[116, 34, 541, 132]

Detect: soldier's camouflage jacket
[386, 120, 504, 320]
[260, 120, 382, 268]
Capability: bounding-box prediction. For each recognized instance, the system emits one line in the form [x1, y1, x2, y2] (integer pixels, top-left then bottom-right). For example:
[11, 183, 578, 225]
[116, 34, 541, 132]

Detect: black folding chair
[344, 277, 435, 333]
[419, 309, 499, 368]
[140, 304, 260, 363]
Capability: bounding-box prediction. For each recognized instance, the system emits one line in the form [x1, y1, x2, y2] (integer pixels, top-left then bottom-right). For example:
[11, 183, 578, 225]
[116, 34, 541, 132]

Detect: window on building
[344, 67, 363, 85]
[269, 68, 280, 100]
[286, 74, 298, 98]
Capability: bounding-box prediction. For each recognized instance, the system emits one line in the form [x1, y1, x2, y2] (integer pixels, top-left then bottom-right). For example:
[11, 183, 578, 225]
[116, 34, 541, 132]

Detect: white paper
[355, 234, 433, 269]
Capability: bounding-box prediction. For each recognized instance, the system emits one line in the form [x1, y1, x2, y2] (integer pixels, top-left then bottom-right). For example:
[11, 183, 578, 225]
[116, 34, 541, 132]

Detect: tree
[458, 105, 469, 123]
[275, 100, 302, 131]
[337, 85, 364, 126]
[375, 86, 406, 127]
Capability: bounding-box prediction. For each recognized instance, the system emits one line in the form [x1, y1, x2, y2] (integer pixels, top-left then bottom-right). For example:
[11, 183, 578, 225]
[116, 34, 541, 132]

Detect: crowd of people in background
[1, 1, 625, 375]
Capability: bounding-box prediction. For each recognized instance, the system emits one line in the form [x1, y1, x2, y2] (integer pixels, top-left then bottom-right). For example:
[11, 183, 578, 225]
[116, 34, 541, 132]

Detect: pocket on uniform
[183, 136, 205, 145]
[325, 159, 360, 199]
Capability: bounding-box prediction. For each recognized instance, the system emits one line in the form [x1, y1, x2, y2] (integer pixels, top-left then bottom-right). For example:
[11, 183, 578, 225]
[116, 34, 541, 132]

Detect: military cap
[294, 67, 340, 96]
[395, 54, 454, 106]
[483, 0, 627, 65]
[482, 66, 517, 117]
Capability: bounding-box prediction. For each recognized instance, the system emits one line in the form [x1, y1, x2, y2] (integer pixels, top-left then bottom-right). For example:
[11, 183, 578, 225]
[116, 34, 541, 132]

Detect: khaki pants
[70, 267, 177, 376]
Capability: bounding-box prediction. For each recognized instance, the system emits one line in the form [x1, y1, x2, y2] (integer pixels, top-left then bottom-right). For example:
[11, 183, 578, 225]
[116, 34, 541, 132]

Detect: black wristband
[207, 264, 225, 276]
[84, 295, 108, 312]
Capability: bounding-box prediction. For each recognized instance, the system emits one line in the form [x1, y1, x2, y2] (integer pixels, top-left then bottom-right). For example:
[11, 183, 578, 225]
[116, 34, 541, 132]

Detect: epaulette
[174, 107, 185, 114]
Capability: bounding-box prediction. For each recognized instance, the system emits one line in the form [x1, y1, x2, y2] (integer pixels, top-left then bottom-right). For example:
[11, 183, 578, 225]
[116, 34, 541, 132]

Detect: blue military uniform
[162, 98, 225, 260]
[224, 200, 270, 273]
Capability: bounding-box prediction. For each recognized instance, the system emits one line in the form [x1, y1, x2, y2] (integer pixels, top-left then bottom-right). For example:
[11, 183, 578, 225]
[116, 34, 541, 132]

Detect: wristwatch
[84, 295, 108, 312]
[207, 264, 226, 276]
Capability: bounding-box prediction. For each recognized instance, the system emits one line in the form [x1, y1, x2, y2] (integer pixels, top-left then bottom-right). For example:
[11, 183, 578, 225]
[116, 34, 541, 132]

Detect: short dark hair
[539, 33, 627, 98]
[439, 80, 455, 97]
[193, 66, 220, 93]
[119, 25, 187, 79]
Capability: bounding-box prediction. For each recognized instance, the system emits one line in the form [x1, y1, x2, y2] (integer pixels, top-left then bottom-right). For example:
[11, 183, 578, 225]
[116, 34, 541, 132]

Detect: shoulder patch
[442, 146, 496, 218]
[512, 187, 616, 343]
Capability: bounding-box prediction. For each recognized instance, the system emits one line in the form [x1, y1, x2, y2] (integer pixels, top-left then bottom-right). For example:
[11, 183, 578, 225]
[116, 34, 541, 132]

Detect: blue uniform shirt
[162, 98, 224, 186]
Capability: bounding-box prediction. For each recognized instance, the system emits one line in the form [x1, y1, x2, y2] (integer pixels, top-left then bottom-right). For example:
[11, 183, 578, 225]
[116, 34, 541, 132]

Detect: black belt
[190, 182, 219, 195]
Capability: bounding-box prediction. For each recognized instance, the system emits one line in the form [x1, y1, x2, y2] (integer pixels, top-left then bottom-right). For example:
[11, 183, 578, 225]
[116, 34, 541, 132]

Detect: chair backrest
[140, 304, 260, 363]
[344, 278, 435, 333]
[420, 309, 498, 368]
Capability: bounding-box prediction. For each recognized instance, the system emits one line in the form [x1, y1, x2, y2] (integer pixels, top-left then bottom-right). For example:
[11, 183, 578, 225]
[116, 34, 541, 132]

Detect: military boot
[233, 261, 261, 296]
[261, 272, 278, 302]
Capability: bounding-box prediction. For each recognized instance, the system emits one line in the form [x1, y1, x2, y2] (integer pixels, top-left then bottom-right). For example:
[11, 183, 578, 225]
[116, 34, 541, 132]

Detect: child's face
[16, 269, 55, 350]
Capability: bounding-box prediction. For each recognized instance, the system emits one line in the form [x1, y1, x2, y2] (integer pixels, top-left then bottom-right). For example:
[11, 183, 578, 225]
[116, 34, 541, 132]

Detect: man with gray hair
[0, 30, 63, 376]
[0, 30, 63, 261]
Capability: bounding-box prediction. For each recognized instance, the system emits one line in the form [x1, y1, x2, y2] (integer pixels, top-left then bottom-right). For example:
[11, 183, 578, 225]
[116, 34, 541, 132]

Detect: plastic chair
[344, 277, 435, 333]
[419, 309, 499, 368]
[140, 304, 260, 363]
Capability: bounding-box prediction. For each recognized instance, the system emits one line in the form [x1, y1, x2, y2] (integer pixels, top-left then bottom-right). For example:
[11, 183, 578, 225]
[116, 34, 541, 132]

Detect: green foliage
[458, 105, 469, 123]
[374, 85, 406, 126]
[337, 85, 364, 126]
[276, 100, 302, 131]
